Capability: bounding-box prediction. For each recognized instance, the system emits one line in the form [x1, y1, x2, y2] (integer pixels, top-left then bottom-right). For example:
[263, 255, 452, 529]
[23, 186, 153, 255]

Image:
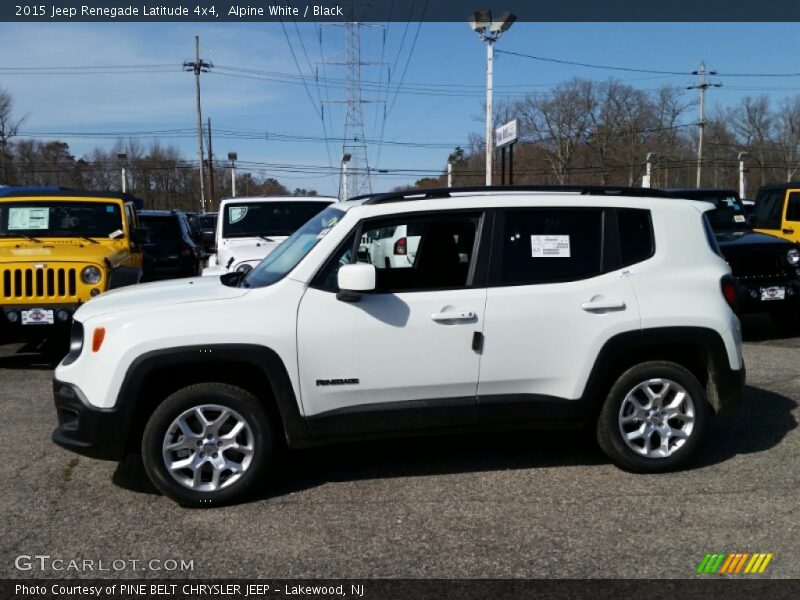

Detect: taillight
[393, 237, 407, 255]
[180, 241, 192, 258]
[721, 276, 737, 310]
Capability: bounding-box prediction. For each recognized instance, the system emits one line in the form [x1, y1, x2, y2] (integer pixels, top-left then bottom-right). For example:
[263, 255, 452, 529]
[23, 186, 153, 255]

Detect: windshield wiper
[78, 236, 99, 244]
[259, 236, 276, 243]
[13, 233, 43, 243]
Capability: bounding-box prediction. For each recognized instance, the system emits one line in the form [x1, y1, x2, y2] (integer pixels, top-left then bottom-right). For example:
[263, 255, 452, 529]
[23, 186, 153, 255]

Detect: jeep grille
[724, 248, 789, 281]
[1, 267, 77, 299]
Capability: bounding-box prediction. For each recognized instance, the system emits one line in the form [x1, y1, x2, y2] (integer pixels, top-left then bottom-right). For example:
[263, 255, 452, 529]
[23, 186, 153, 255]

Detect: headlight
[787, 249, 800, 266]
[81, 266, 102, 284]
[235, 263, 253, 274]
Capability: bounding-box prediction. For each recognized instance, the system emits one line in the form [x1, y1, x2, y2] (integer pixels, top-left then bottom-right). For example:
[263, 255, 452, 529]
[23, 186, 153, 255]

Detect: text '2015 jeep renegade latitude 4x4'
[53, 187, 745, 506]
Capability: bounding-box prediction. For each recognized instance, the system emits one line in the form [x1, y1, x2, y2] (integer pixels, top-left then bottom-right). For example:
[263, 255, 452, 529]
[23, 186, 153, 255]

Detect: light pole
[117, 153, 127, 193]
[228, 152, 238, 199]
[469, 10, 516, 186]
[340, 153, 352, 201]
[643, 152, 656, 188]
[738, 151, 749, 199]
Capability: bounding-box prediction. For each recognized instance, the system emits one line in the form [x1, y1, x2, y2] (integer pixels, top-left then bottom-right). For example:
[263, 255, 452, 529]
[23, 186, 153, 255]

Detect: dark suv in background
[189, 212, 218, 255]
[667, 189, 800, 328]
[138, 210, 201, 281]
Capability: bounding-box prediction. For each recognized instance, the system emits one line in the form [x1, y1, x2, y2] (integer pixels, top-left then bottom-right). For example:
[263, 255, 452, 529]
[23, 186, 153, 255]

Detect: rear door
[477, 207, 648, 423]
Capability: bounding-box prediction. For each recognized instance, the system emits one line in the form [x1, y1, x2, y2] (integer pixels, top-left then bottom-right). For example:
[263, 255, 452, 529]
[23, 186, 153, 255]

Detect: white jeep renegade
[53, 186, 745, 506]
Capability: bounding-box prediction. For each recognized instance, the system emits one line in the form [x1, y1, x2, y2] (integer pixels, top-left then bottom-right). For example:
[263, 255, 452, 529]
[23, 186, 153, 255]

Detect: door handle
[581, 299, 626, 312]
[783, 228, 795, 234]
[431, 310, 476, 322]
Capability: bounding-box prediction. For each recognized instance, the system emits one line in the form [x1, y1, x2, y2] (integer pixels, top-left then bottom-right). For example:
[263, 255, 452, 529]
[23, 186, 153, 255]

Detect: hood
[75, 275, 250, 321]
[0, 239, 124, 264]
[715, 229, 794, 247]
[217, 236, 287, 267]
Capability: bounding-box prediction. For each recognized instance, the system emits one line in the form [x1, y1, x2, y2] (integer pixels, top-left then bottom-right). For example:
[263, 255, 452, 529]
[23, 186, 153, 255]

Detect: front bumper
[1, 304, 77, 343]
[52, 380, 130, 461]
[733, 279, 800, 313]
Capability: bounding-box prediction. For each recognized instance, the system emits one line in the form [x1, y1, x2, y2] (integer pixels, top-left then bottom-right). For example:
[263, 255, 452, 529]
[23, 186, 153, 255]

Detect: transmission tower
[321, 21, 386, 199]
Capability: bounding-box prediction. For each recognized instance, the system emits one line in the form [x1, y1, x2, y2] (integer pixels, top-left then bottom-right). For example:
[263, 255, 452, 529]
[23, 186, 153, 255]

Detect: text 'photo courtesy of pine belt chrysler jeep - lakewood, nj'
[52, 186, 746, 507]
[0, 187, 149, 353]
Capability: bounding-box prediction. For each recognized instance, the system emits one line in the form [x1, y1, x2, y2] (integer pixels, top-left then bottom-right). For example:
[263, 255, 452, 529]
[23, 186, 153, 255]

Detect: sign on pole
[495, 119, 518, 149]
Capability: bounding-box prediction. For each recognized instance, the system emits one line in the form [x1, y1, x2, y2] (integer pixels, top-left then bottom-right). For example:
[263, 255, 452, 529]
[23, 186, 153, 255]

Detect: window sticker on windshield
[109, 229, 124, 239]
[531, 235, 570, 258]
[8, 207, 49, 230]
[229, 206, 248, 224]
[106, 205, 114, 213]
[324, 216, 340, 228]
[734, 214, 746, 223]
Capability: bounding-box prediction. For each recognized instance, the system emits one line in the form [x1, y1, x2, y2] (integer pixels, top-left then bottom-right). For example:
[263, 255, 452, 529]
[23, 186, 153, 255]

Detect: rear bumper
[52, 380, 130, 461]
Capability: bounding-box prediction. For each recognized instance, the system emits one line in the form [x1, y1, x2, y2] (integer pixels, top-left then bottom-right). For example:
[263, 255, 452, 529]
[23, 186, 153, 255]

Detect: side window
[755, 191, 784, 229]
[314, 214, 480, 293]
[496, 208, 603, 285]
[617, 208, 654, 267]
[786, 192, 800, 222]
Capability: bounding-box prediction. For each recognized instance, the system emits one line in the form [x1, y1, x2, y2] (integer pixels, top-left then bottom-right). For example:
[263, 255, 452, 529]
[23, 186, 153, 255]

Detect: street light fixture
[228, 152, 238, 199]
[116, 153, 128, 193]
[469, 9, 516, 186]
[738, 151, 750, 199]
[341, 153, 352, 202]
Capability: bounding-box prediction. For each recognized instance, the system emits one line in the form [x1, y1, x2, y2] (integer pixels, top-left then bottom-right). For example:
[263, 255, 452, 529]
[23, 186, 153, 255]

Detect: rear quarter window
[617, 208, 654, 267]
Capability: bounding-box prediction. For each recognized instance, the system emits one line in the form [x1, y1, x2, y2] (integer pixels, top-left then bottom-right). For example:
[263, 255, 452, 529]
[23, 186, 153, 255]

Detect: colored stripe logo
[696, 552, 774, 574]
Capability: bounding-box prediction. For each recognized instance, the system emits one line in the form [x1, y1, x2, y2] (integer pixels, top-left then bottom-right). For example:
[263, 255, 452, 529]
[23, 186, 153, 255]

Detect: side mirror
[131, 228, 149, 244]
[336, 263, 376, 302]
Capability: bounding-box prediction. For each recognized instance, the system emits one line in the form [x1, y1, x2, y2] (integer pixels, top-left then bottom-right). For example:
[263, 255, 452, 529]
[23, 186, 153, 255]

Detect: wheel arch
[582, 327, 734, 416]
[118, 344, 309, 454]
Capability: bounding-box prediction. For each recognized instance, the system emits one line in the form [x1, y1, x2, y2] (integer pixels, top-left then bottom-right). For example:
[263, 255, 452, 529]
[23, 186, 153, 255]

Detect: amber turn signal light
[92, 327, 106, 352]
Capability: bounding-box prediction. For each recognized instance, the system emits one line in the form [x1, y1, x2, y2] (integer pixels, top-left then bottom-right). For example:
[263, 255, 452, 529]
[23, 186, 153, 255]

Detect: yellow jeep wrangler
[0, 188, 147, 346]
[753, 182, 800, 244]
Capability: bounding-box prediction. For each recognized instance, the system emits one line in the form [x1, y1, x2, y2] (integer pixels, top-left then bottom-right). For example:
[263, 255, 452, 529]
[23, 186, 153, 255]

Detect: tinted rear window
[618, 209, 654, 266]
[140, 216, 181, 239]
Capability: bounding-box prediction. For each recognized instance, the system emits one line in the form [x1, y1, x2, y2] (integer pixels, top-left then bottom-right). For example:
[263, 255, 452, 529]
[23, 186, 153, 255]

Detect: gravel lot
[0, 314, 798, 579]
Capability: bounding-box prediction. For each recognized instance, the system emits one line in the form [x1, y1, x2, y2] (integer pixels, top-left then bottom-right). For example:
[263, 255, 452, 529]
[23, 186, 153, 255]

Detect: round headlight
[81, 266, 102, 284]
[787, 249, 800, 266]
[235, 263, 253, 274]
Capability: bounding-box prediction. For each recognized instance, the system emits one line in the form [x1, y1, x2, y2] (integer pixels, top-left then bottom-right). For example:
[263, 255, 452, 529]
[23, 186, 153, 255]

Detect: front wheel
[596, 361, 707, 473]
[142, 383, 273, 507]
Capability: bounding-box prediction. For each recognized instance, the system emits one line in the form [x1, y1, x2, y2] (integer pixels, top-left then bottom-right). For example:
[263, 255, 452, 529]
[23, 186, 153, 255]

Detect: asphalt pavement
[0, 314, 798, 579]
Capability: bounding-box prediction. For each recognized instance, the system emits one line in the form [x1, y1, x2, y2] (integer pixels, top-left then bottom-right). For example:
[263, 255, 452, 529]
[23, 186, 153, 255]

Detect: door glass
[497, 209, 603, 285]
[786, 192, 800, 222]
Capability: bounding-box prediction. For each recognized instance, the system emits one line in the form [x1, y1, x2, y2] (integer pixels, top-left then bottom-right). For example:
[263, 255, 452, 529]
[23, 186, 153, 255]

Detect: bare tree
[774, 96, 800, 182]
[0, 86, 26, 183]
[728, 96, 774, 186]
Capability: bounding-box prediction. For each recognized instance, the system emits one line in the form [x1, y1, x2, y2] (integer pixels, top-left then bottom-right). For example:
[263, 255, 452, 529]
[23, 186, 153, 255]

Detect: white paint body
[57, 192, 743, 421]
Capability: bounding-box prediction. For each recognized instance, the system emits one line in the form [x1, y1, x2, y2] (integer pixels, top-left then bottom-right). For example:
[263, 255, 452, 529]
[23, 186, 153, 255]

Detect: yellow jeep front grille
[1, 266, 78, 300]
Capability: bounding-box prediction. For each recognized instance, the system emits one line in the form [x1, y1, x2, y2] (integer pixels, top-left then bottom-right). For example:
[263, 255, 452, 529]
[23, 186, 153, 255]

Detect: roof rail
[361, 185, 673, 205]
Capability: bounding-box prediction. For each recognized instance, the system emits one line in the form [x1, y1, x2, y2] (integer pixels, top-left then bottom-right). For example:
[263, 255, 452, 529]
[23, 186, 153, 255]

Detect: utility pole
[447, 162, 453, 187]
[687, 61, 721, 188]
[207, 116, 215, 210]
[470, 10, 516, 186]
[228, 152, 238, 197]
[184, 36, 212, 212]
[738, 152, 749, 199]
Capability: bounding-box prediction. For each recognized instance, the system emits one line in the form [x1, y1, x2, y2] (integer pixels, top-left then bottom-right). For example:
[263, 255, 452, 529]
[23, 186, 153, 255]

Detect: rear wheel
[596, 361, 707, 473]
[142, 383, 273, 507]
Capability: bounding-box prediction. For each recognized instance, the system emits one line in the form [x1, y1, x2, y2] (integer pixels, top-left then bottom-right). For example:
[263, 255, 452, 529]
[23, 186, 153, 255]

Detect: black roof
[664, 188, 740, 199]
[138, 209, 183, 217]
[359, 185, 673, 205]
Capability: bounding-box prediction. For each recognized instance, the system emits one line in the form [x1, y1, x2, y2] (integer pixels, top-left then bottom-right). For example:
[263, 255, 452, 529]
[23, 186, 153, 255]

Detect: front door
[296, 212, 487, 435]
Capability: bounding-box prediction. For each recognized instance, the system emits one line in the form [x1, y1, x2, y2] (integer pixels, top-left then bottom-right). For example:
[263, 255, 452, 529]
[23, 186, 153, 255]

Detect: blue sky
[1, 22, 800, 196]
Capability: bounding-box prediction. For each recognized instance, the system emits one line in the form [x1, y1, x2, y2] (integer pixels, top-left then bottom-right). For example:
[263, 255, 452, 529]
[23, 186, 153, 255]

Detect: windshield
[140, 215, 181, 240]
[0, 200, 124, 239]
[222, 201, 332, 238]
[241, 206, 345, 288]
[684, 193, 748, 230]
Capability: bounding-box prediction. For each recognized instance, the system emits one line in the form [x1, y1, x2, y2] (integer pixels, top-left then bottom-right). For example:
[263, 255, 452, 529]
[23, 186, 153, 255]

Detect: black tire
[141, 383, 273, 507]
[596, 361, 707, 473]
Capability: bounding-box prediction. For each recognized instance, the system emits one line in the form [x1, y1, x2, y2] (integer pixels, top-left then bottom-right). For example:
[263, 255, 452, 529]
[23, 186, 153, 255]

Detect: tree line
[422, 78, 800, 196]
[0, 87, 317, 212]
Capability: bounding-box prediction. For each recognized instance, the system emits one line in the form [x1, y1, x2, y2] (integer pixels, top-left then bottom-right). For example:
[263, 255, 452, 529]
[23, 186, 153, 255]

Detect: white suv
[53, 186, 745, 506]
[202, 195, 334, 276]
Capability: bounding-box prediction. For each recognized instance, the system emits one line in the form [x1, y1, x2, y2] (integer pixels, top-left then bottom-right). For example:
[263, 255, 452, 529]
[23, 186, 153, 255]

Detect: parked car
[190, 212, 218, 255]
[363, 223, 423, 268]
[53, 185, 744, 506]
[138, 210, 201, 282]
[667, 189, 800, 328]
[203, 196, 335, 276]
[0, 187, 147, 350]
[753, 182, 800, 244]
